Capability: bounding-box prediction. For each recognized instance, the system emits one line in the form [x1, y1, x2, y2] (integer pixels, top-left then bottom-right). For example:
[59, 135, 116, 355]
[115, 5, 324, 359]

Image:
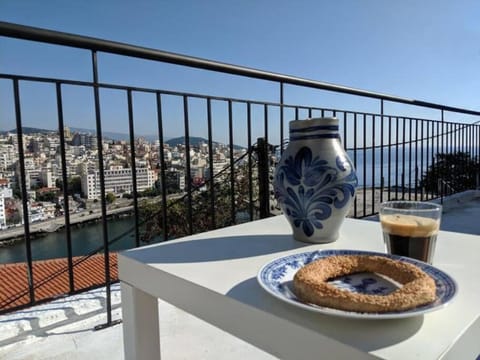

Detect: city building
[39, 167, 55, 188]
[81, 166, 156, 199]
[0, 193, 6, 229]
[0, 178, 12, 198]
[71, 133, 97, 150]
[0, 143, 17, 171]
[0, 129, 243, 210]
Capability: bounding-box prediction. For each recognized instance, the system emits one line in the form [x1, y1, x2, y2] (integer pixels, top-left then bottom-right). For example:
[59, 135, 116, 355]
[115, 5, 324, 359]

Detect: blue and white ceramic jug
[274, 117, 358, 243]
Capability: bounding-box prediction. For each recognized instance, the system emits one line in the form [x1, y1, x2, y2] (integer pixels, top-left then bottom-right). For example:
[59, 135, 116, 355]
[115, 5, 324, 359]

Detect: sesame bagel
[293, 255, 436, 313]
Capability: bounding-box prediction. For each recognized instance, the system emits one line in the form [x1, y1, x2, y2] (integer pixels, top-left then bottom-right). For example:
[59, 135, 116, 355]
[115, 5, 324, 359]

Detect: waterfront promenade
[0, 187, 431, 244]
[0, 206, 133, 243]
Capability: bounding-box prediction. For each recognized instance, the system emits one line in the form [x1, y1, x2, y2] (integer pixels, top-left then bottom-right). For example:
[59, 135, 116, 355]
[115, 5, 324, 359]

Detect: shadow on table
[227, 277, 424, 352]
[121, 234, 312, 263]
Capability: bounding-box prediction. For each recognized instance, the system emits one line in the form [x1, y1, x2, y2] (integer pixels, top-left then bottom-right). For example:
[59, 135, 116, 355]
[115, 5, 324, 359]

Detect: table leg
[121, 282, 160, 360]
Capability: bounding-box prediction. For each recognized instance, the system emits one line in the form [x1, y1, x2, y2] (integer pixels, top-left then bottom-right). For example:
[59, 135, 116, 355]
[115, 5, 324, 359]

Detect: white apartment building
[15, 157, 39, 189]
[29, 202, 56, 222]
[81, 167, 156, 200]
[0, 193, 6, 229]
[71, 145, 86, 157]
[208, 160, 229, 178]
[45, 136, 60, 156]
[0, 144, 17, 170]
[40, 168, 55, 188]
[0, 178, 13, 198]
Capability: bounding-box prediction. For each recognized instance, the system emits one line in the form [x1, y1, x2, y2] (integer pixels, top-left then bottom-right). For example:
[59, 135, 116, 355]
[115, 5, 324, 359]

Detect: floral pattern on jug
[274, 118, 358, 243]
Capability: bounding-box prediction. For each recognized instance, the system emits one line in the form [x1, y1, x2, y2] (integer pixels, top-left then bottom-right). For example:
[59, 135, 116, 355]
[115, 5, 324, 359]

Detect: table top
[118, 216, 480, 359]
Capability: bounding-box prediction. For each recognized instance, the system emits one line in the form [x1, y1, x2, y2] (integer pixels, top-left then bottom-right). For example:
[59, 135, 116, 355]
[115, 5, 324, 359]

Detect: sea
[347, 146, 438, 189]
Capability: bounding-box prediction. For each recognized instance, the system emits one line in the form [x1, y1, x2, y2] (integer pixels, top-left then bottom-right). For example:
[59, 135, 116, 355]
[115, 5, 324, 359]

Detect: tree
[421, 151, 479, 193]
[69, 176, 82, 194]
[106, 192, 116, 204]
[56, 176, 82, 195]
[7, 210, 22, 225]
[12, 179, 22, 199]
[36, 190, 56, 202]
[139, 187, 161, 198]
[139, 162, 259, 242]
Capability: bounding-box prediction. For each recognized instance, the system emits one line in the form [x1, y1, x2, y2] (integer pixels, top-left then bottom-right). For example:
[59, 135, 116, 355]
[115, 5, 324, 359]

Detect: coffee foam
[380, 214, 439, 237]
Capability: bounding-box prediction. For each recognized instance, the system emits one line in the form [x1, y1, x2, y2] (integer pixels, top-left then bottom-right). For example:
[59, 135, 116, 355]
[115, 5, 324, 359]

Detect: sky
[1, 0, 480, 147]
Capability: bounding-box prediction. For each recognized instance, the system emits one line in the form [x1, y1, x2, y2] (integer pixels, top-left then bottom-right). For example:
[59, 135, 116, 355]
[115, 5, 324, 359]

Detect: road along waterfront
[0, 206, 134, 242]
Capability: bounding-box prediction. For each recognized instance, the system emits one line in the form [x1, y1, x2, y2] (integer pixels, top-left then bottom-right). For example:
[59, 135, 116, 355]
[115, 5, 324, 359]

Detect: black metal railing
[1, 22, 480, 324]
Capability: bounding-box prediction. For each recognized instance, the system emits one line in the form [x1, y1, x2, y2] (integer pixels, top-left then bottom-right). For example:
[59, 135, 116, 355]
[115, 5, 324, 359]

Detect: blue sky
[1, 0, 479, 146]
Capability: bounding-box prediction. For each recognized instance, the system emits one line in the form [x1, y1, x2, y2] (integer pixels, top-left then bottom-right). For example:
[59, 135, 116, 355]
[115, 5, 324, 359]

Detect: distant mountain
[166, 136, 212, 147]
[69, 127, 162, 143]
[0, 127, 245, 149]
[166, 136, 245, 150]
[0, 127, 56, 135]
[0, 126, 160, 142]
[0, 126, 135, 141]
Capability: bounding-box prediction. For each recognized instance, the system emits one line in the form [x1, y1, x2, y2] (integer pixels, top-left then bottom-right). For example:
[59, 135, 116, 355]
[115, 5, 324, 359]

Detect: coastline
[0, 206, 134, 245]
[349, 186, 430, 218]
[0, 186, 429, 246]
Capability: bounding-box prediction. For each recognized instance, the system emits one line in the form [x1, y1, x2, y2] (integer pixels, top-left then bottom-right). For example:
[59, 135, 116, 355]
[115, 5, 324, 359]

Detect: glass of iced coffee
[379, 201, 442, 264]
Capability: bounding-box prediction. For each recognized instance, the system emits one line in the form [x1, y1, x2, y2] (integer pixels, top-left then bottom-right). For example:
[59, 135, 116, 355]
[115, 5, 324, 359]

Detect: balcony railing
[1, 21, 480, 325]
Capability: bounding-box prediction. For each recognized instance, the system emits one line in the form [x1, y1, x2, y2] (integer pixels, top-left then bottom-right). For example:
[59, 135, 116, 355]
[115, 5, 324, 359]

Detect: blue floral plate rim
[257, 249, 458, 319]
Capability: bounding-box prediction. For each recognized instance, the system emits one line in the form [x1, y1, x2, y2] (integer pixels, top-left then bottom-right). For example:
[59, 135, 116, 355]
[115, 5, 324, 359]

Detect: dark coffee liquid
[384, 232, 437, 263]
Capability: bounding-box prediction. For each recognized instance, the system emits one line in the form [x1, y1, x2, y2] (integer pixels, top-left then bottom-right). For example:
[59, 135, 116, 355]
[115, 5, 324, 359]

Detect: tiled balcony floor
[440, 195, 480, 235]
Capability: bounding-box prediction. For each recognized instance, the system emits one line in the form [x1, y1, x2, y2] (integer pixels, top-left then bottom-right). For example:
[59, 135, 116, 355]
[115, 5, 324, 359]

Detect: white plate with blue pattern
[257, 249, 457, 319]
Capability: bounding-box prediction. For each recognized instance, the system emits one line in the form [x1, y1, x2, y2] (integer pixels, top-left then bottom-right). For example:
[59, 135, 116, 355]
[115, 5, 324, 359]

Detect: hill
[0, 128, 245, 149]
[0, 127, 56, 135]
[0, 127, 159, 142]
[166, 136, 245, 150]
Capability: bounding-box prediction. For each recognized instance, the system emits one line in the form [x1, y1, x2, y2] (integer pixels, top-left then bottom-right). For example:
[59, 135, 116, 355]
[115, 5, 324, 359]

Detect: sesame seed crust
[293, 255, 436, 313]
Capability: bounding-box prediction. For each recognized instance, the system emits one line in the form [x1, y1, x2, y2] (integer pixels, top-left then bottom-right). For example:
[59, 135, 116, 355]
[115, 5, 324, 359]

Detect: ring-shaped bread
[293, 255, 436, 313]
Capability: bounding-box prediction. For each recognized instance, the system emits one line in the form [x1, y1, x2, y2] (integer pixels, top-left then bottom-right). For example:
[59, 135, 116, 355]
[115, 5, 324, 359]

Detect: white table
[118, 216, 480, 359]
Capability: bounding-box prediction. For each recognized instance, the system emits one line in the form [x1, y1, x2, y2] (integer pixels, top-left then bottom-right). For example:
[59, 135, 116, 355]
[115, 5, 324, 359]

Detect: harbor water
[0, 216, 144, 264]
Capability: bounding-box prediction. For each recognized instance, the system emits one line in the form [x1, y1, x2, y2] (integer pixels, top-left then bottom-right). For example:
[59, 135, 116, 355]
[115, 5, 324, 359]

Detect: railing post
[13, 79, 35, 305]
[55, 82, 75, 293]
[440, 109, 444, 203]
[257, 137, 270, 219]
[91, 50, 112, 327]
[380, 99, 384, 204]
